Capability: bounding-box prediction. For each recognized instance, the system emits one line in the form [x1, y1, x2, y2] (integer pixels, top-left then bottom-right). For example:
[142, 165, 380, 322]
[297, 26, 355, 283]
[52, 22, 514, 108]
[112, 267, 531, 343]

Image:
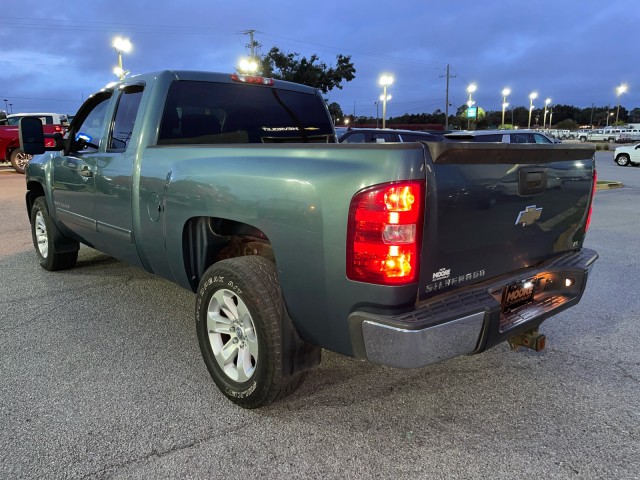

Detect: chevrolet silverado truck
[20, 70, 598, 408]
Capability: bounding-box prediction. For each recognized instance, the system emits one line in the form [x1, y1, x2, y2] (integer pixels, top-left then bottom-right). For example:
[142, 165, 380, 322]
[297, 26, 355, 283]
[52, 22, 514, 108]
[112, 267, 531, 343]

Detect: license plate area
[501, 277, 537, 313]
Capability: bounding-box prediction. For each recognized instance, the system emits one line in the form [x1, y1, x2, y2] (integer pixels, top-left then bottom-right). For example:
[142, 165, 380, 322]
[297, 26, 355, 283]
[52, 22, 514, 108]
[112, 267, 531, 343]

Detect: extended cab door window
[109, 85, 144, 151]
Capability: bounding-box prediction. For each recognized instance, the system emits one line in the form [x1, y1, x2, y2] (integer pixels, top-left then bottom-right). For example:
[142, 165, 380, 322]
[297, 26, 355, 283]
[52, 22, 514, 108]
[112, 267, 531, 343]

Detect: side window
[473, 134, 503, 142]
[72, 92, 112, 151]
[372, 132, 397, 143]
[533, 134, 552, 144]
[342, 132, 366, 143]
[109, 86, 144, 151]
[511, 133, 530, 144]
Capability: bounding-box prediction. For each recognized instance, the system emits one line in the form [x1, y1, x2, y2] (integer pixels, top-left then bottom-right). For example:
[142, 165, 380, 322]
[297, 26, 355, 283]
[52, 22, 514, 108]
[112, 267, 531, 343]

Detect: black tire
[579, 137, 586, 142]
[195, 256, 306, 408]
[10, 148, 32, 174]
[608, 138, 615, 144]
[30, 197, 79, 271]
[616, 154, 630, 167]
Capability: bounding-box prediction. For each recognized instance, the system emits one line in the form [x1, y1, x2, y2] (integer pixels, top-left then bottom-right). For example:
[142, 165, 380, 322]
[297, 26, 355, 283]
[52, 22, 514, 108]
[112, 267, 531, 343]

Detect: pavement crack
[81, 420, 253, 479]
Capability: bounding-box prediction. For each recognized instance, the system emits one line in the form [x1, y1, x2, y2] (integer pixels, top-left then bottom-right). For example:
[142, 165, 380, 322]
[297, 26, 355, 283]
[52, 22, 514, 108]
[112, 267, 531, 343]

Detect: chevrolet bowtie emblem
[515, 205, 543, 227]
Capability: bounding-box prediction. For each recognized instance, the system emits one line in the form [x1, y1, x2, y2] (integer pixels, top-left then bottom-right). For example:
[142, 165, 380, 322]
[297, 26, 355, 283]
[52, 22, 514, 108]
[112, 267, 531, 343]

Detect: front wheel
[10, 148, 32, 174]
[196, 256, 307, 408]
[30, 197, 79, 270]
[616, 154, 630, 167]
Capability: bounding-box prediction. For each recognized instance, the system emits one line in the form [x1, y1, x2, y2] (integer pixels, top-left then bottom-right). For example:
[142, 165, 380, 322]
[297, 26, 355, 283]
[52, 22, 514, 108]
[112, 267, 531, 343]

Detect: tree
[259, 47, 356, 94]
[327, 102, 344, 123]
[554, 119, 579, 130]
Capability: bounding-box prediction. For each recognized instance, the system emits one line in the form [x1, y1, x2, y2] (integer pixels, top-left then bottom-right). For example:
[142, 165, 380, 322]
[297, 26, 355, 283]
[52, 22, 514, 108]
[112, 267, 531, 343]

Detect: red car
[1, 116, 66, 174]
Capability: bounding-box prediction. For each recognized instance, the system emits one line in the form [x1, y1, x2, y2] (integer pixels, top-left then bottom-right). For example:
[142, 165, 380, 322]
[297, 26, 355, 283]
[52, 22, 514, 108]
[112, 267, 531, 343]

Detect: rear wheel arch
[182, 216, 274, 292]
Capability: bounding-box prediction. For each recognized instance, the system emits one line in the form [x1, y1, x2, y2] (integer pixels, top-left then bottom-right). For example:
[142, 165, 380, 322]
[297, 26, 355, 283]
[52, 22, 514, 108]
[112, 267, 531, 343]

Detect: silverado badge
[515, 205, 542, 227]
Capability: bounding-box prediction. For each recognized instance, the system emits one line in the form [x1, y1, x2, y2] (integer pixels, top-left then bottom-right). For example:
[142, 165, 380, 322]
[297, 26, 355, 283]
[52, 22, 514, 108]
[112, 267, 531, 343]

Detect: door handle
[80, 166, 93, 177]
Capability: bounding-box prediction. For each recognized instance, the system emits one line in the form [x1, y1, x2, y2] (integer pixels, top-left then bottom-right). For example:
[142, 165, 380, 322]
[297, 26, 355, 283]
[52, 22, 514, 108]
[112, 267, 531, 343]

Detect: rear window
[158, 80, 334, 145]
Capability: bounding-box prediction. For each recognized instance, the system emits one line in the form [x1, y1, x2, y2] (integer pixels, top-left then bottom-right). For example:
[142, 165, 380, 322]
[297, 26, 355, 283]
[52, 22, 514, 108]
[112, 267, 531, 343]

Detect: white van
[7, 112, 69, 127]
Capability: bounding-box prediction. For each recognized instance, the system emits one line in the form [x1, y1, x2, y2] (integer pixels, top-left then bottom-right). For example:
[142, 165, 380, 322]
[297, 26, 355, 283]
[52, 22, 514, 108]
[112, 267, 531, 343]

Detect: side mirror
[19, 117, 46, 155]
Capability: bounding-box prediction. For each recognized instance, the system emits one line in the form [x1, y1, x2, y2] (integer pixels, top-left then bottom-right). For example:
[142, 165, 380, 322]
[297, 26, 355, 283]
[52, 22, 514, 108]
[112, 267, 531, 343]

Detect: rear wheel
[10, 148, 32, 174]
[195, 256, 307, 408]
[616, 154, 630, 167]
[30, 197, 79, 270]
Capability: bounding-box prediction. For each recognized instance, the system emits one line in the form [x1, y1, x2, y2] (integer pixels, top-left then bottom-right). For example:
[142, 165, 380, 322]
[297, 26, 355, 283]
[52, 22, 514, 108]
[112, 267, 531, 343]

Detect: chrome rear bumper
[348, 248, 598, 368]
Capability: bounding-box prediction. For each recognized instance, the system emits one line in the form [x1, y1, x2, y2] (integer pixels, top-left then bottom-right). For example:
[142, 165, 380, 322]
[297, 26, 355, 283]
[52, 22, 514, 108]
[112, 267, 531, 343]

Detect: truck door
[91, 85, 145, 265]
[52, 92, 112, 244]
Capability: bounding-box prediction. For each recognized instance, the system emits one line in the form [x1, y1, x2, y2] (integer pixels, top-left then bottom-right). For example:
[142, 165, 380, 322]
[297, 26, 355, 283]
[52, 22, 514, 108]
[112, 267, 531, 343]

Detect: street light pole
[3, 99, 7, 113]
[112, 37, 132, 80]
[528, 91, 538, 129]
[466, 83, 476, 130]
[615, 84, 628, 126]
[379, 75, 394, 129]
[501, 88, 510, 128]
[543, 98, 551, 129]
[375, 101, 379, 128]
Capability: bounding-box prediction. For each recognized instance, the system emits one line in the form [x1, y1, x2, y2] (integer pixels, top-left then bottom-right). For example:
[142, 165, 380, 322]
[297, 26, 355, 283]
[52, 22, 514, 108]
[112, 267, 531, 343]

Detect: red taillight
[347, 181, 424, 285]
[230, 73, 275, 86]
[585, 168, 597, 232]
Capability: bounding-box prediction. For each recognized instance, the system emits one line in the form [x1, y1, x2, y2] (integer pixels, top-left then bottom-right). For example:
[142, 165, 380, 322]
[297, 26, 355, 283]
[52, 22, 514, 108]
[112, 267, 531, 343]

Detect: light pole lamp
[466, 83, 477, 130]
[528, 91, 538, 128]
[543, 98, 551, 129]
[238, 57, 258, 74]
[501, 88, 510, 128]
[615, 84, 628, 126]
[112, 36, 132, 80]
[379, 75, 394, 129]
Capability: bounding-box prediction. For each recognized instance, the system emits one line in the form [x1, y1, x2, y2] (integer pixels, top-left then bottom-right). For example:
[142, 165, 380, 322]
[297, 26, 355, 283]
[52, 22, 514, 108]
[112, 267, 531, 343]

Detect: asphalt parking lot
[1, 151, 639, 479]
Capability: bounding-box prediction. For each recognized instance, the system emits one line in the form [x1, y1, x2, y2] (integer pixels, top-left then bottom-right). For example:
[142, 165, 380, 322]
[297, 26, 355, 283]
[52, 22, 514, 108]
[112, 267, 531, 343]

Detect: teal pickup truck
[20, 71, 598, 408]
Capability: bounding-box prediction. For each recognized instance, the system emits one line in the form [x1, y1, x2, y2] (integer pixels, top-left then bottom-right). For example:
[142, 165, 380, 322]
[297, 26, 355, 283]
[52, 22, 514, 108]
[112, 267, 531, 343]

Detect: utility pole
[242, 29, 257, 58]
[440, 64, 456, 130]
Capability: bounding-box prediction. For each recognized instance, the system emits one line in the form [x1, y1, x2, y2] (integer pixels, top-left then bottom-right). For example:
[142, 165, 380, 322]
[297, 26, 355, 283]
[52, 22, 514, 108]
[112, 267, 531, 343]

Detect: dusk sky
[1, 0, 638, 120]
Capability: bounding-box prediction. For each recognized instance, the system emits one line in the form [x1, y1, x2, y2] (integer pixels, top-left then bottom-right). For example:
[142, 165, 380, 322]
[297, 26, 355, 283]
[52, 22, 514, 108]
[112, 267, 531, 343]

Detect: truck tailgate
[418, 142, 596, 300]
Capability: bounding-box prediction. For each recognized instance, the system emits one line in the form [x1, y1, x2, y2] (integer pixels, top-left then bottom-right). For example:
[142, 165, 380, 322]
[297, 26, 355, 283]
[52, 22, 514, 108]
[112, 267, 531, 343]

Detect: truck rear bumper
[348, 248, 598, 369]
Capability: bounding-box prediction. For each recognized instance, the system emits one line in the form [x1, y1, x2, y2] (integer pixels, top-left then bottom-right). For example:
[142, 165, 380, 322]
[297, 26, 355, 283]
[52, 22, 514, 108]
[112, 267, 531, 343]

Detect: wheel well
[182, 217, 274, 291]
[25, 181, 45, 220]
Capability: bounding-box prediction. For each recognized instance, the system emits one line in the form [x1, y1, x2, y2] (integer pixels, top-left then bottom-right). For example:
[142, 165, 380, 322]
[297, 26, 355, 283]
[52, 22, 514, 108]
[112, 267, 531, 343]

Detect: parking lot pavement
[1, 161, 639, 479]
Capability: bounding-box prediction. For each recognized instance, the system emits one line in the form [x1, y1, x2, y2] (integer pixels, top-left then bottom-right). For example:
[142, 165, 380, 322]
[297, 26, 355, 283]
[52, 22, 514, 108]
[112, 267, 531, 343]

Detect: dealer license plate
[502, 277, 537, 313]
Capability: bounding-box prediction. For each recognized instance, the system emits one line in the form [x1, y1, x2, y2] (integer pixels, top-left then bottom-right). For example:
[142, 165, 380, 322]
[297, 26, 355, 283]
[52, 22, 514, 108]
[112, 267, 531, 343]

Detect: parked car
[613, 143, 640, 167]
[338, 128, 441, 143]
[444, 129, 559, 144]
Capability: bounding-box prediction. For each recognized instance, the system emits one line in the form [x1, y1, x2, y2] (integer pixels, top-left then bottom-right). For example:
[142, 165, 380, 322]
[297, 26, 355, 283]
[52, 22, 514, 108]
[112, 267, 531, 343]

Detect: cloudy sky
[1, 0, 637, 120]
